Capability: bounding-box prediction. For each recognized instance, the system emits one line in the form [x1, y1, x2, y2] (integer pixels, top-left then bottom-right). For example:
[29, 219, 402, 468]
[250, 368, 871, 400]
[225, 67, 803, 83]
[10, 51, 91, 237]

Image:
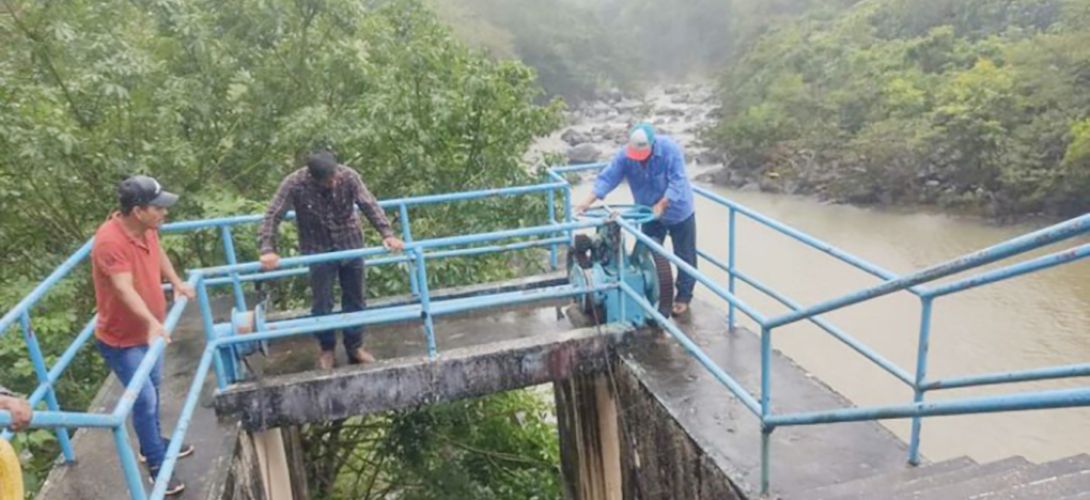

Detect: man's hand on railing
[259, 252, 280, 270]
[147, 319, 171, 345]
[0, 395, 32, 432]
[383, 236, 405, 253]
[171, 280, 196, 301]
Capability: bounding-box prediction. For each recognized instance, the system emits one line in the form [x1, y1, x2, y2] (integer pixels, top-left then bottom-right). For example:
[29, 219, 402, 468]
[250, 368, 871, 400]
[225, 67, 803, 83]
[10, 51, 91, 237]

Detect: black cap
[118, 175, 178, 210]
[306, 151, 338, 179]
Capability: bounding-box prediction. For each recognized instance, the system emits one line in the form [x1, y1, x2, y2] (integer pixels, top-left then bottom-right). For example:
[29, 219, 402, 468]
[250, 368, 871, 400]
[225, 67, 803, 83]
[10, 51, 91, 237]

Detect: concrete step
[1057, 487, 1090, 500]
[808, 456, 976, 499]
[895, 454, 1090, 499]
[1002, 467, 1090, 500]
[824, 456, 1031, 500]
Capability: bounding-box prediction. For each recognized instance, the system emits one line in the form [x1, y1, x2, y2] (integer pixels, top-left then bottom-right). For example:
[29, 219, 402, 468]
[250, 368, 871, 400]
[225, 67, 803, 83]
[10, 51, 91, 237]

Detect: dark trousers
[641, 213, 697, 303]
[309, 257, 366, 352]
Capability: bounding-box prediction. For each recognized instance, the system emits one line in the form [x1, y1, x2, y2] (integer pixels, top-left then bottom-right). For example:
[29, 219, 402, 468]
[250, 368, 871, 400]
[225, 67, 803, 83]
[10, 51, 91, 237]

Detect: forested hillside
[0, 0, 562, 495]
[705, 0, 1090, 217]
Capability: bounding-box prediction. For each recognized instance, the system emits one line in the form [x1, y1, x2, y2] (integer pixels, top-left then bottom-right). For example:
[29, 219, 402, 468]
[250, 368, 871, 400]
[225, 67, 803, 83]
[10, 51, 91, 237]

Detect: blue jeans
[96, 340, 165, 470]
[642, 213, 698, 303]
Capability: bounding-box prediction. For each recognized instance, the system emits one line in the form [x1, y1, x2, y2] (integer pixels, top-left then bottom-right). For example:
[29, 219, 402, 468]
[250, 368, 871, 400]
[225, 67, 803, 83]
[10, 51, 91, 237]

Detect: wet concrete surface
[35, 270, 914, 499]
[216, 319, 632, 430]
[247, 272, 570, 376]
[36, 296, 244, 500]
[617, 299, 912, 498]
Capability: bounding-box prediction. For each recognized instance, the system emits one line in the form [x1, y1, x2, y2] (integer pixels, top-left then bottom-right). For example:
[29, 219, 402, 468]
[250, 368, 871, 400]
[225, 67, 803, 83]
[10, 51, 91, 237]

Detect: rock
[567, 143, 602, 164]
[740, 181, 761, 192]
[694, 167, 733, 185]
[659, 107, 686, 117]
[590, 101, 614, 116]
[615, 99, 642, 113]
[561, 128, 592, 146]
[608, 127, 629, 144]
[693, 150, 722, 166]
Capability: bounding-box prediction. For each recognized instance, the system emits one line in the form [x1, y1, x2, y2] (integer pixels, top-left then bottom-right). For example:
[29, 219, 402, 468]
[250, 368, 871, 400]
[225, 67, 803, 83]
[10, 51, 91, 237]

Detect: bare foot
[671, 302, 690, 317]
[317, 350, 335, 370]
[349, 348, 376, 365]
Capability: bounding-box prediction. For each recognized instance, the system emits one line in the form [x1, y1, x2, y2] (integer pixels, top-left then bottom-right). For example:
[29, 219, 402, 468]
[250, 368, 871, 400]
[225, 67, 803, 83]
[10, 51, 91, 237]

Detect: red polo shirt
[92, 216, 166, 348]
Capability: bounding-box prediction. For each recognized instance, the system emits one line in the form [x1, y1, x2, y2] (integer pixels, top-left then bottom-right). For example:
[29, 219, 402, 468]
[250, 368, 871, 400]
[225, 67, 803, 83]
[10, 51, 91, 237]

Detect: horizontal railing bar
[202, 237, 567, 288]
[615, 218, 768, 326]
[923, 363, 1090, 391]
[549, 162, 608, 173]
[693, 187, 925, 296]
[766, 387, 1090, 427]
[767, 214, 1090, 329]
[254, 283, 610, 332]
[380, 182, 566, 208]
[708, 260, 914, 386]
[925, 243, 1090, 298]
[0, 409, 119, 429]
[0, 240, 93, 336]
[4, 317, 102, 442]
[424, 236, 567, 260]
[618, 281, 762, 415]
[159, 181, 566, 233]
[195, 220, 598, 278]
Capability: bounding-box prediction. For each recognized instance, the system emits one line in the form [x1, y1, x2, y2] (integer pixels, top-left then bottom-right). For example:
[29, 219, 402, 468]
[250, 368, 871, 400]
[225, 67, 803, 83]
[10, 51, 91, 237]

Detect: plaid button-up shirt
[259, 165, 394, 255]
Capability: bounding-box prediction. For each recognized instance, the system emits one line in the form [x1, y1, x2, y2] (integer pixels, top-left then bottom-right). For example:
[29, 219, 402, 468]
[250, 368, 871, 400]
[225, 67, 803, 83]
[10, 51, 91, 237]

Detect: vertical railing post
[548, 188, 559, 271]
[219, 226, 246, 312]
[760, 324, 773, 494]
[728, 207, 737, 330]
[616, 228, 625, 322]
[909, 297, 934, 465]
[563, 182, 573, 243]
[114, 425, 147, 500]
[413, 249, 437, 359]
[196, 276, 229, 390]
[399, 204, 420, 296]
[18, 312, 74, 462]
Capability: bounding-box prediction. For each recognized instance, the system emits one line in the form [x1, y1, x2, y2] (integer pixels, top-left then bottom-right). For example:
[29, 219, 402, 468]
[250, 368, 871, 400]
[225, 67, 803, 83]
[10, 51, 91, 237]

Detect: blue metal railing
[595, 168, 1090, 494]
[0, 175, 583, 499]
[4, 162, 1090, 498]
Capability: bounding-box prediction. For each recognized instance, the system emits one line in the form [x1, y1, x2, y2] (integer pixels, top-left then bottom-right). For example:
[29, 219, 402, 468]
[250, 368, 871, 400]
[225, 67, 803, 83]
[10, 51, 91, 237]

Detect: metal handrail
[0, 178, 576, 499]
[566, 163, 1090, 494]
[5, 162, 1090, 499]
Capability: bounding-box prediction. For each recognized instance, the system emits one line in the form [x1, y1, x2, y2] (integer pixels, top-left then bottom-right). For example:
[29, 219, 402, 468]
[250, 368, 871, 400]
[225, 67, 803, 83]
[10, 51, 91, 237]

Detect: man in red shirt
[91, 175, 195, 495]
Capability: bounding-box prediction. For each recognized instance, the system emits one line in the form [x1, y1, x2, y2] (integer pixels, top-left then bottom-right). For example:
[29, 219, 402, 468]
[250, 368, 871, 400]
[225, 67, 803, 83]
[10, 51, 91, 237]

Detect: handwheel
[580, 204, 656, 225]
[631, 242, 674, 318]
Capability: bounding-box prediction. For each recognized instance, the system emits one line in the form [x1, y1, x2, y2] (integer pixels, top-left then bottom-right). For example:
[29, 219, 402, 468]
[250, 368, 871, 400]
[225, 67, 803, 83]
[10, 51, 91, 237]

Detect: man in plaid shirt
[259, 150, 405, 369]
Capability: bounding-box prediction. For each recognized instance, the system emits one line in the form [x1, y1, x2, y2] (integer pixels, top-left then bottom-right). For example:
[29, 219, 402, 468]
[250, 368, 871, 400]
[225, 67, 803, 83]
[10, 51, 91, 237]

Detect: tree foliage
[1, 0, 562, 495]
[706, 0, 1090, 216]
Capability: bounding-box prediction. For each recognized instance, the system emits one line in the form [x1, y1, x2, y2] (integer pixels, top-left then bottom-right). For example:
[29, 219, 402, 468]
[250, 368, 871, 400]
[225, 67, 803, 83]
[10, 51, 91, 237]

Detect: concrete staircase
[807, 454, 1090, 499]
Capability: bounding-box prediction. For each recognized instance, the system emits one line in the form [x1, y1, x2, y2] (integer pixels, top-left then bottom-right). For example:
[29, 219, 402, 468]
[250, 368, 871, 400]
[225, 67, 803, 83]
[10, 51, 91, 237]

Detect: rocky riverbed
[530, 83, 727, 181]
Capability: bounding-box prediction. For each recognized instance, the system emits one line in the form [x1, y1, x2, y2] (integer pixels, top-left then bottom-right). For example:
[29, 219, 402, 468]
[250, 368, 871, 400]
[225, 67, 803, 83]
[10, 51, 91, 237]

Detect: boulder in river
[561, 128, 592, 146]
[567, 143, 602, 164]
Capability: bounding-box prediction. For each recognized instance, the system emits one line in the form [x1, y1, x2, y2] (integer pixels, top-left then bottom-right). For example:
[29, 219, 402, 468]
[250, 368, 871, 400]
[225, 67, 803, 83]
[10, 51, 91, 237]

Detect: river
[538, 84, 1090, 464]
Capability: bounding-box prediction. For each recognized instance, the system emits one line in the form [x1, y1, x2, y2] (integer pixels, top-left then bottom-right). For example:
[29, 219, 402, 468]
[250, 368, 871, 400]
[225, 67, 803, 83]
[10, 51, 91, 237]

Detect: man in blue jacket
[575, 123, 697, 316]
